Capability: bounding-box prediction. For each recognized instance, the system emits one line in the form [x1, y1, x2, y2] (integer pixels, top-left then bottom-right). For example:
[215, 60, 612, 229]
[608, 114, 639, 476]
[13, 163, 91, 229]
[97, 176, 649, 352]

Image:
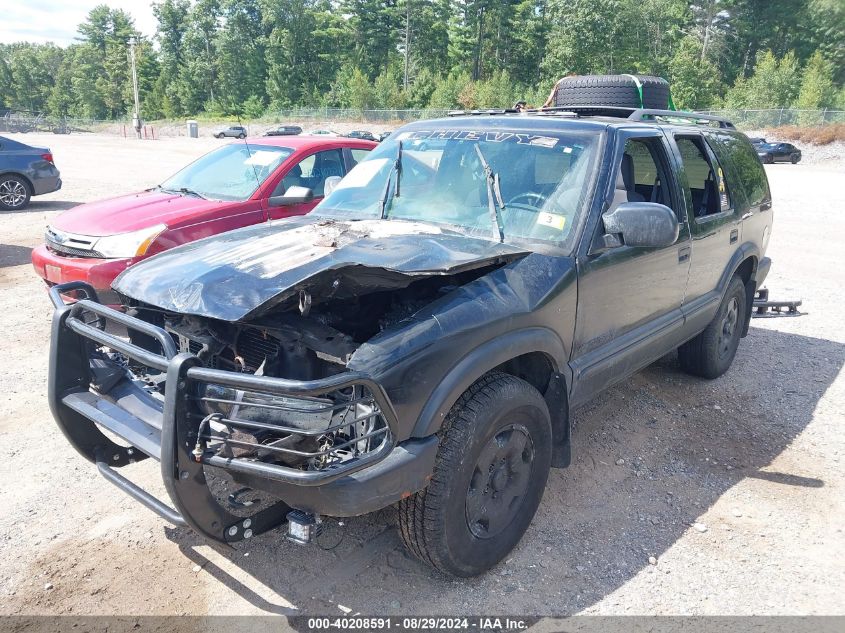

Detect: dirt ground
[0, 133, 843, 617]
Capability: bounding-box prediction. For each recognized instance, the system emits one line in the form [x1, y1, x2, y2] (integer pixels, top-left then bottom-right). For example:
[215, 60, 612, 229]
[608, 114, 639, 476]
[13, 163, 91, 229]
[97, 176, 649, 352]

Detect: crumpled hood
[113, 215, 529, 321]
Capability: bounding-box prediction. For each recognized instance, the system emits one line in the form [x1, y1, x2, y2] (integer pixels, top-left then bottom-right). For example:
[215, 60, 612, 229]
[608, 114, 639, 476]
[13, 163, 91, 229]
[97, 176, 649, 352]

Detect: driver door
[266, 149, 347, 220]
[569, 129, 691, 406]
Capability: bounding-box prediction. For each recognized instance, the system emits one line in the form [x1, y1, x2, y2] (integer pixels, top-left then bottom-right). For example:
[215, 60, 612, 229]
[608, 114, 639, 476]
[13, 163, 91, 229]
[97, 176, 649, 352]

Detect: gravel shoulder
[0, 134, 843, 616]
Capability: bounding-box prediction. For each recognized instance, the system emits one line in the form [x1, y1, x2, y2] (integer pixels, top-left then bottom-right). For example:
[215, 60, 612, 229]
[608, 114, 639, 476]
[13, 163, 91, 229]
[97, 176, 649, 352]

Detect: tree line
[0, 0, 843, 122]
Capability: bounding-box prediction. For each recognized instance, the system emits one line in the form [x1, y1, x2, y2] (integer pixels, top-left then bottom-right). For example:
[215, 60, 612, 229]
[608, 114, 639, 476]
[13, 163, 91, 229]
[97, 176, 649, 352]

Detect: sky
[0, 0, 157, 46]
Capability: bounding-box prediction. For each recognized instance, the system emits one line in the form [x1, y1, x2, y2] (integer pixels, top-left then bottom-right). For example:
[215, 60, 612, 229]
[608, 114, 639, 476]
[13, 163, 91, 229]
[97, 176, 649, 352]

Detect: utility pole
[403, 0, 411, 91]
[128, 37, 142, 139]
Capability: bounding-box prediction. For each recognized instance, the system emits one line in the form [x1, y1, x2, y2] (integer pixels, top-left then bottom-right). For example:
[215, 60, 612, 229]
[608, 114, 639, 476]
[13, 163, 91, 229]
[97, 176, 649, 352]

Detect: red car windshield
[160, 143, 293, 201]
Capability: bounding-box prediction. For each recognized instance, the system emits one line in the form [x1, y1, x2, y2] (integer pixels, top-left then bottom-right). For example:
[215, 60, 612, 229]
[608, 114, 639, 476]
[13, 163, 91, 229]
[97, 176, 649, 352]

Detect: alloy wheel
[0, 179, 27, 208]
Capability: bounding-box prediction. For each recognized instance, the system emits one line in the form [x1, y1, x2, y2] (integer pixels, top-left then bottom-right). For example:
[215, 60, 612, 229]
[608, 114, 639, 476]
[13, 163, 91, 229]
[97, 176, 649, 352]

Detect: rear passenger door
[668, 133, 740, 319]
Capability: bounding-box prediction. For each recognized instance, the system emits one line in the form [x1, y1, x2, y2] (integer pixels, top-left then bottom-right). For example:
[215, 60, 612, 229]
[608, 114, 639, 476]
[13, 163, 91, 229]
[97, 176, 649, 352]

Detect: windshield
[315, 126, 600, 249]
[160, 143, 293, 201]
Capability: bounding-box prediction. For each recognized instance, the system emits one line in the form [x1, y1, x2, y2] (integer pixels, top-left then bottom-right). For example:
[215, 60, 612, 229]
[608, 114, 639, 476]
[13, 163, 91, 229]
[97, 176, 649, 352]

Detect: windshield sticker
[245, 150, 282, 166]
[334, 158, 389, 191]
[536, 212, 567, 230]
[397, 130, 559, 148]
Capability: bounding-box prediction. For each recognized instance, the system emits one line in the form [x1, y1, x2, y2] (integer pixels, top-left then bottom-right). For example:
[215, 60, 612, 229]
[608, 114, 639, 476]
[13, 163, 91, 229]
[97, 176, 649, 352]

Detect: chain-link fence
[265, 107, 452, 123]
[696, 109, 845, 129]
[4, 107, 844, 137]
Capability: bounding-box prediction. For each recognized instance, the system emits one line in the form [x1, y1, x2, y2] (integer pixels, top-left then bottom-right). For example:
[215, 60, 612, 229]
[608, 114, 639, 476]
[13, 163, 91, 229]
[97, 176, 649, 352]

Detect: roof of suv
[435, 107, 736, 133]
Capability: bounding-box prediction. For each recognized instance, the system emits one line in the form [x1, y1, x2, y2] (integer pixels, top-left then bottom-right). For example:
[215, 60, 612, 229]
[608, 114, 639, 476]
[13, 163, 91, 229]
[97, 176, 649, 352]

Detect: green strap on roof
[624, 73, 677, 110]
[622, 74, 644, 107]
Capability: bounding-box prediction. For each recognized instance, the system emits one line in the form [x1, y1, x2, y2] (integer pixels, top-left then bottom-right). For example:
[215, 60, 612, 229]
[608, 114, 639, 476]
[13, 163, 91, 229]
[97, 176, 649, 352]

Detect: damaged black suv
[48, 107, 772, 576]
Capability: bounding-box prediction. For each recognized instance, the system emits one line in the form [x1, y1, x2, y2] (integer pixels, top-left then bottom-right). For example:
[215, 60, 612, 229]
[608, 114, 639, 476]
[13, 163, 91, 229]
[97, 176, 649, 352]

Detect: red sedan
[32, 136, 375, 303]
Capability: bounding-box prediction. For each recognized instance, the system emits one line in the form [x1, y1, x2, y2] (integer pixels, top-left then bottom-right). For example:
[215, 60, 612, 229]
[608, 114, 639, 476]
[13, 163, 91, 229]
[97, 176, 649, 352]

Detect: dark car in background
[344, 130, 377, 141]
[757, 141, 801, 164]
[265, 125, 302, 137]
[214, 125, 247, 139]
[0, 135, 61, 211]
[377, 131, 392, 142]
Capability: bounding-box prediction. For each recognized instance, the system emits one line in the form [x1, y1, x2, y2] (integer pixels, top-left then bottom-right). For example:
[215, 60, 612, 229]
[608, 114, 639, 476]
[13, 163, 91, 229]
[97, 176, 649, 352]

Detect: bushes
[765, 124, 845, 145]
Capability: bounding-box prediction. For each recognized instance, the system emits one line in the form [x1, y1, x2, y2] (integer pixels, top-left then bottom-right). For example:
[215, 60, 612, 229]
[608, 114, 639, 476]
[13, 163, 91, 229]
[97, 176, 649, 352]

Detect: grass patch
[765, 124, 845, 145]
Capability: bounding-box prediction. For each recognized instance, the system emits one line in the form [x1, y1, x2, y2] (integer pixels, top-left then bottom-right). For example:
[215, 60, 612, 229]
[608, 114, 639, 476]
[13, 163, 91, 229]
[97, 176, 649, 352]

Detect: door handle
[678, 246, 691, 263]
[741, 211, 753, 220]
[730, 229, 738, 244]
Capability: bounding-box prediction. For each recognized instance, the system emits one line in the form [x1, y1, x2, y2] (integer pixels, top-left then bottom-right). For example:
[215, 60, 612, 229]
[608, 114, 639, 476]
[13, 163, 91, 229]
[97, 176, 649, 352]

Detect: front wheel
[678, 275, 747, 379]
[790, 153, 800, 164]
[238, 133, 246, 139]
[0, 175, 31, 211]
[398, 372, 552, 577]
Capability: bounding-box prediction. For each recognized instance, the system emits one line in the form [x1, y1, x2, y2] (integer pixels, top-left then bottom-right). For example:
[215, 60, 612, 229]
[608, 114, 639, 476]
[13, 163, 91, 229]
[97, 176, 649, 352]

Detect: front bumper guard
[47, 282, 419, 543]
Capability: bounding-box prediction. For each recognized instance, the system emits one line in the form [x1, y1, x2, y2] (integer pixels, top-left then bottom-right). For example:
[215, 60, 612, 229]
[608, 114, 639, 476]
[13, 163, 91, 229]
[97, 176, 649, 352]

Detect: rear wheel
[762, 154, 774, 164]
[398, 372, 552, 577]
[0, 175, 31, 211]
[678, 275, 747, 379]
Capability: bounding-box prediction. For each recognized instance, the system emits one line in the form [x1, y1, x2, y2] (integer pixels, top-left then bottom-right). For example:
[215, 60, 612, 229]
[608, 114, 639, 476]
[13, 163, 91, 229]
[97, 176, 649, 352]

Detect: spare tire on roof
[551, 75, 671, 110]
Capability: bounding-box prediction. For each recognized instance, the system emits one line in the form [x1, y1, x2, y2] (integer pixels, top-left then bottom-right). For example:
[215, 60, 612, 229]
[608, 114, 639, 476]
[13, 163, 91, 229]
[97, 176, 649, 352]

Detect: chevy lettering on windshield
[395, 129, 560, 148]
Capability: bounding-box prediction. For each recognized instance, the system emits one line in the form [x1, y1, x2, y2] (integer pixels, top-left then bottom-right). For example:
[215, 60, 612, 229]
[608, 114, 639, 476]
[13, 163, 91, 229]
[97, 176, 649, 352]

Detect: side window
[277, 149, 345, 197]
[675, 136, 731, 218]
[611, 137, 678, 216]
[349, 148, 371, 168]
[709, 133, 769, 208]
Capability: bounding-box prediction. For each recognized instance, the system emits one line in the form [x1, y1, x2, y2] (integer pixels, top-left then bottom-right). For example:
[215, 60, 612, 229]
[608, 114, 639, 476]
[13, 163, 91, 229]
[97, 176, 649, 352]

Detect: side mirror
[323, 176, 342, 197]
[269, 185, 314, 207]
[601, 202, 679, 249]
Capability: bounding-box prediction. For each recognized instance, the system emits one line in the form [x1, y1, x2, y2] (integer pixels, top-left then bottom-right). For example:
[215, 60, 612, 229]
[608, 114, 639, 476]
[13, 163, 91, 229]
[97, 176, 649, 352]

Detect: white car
[304, 129, 338, 136]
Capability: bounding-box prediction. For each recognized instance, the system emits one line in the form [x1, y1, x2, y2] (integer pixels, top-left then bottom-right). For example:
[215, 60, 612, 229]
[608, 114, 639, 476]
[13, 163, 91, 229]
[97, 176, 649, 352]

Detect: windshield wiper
[157, 185, 207, 200]
[379, 140, 403, 219]
[175, 187, 207, 199]
[474, 144, 505, 243]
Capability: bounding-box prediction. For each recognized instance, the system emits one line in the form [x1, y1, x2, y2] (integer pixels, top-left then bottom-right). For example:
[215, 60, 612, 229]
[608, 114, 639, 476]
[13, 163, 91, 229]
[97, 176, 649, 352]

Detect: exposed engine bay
[108, 264, 504, 476]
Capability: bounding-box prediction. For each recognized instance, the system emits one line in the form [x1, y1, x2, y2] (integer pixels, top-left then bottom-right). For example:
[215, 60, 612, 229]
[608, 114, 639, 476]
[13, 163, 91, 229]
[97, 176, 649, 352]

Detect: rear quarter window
[707, 133, 770, 208]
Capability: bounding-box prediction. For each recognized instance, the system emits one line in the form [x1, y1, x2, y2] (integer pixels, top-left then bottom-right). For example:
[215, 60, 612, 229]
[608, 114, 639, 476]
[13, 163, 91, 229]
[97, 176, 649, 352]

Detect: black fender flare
[411, 326, 569, 441]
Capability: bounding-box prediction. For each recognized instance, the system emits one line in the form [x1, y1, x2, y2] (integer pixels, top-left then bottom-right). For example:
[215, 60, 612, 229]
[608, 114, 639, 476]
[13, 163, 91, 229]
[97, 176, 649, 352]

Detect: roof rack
[446, 105, 735, 129]
[628, 108, 736, 129]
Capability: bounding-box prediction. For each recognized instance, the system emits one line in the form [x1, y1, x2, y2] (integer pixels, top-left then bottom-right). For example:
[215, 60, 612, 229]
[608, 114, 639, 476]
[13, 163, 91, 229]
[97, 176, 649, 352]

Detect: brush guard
[47, 282, 398, 543]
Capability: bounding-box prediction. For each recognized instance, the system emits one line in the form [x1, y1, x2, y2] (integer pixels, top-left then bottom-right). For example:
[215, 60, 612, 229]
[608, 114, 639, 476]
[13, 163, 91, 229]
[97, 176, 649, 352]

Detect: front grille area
[46, 238, 105, 259]
[192, 379, 392, 473]
[66, 298, 396, 480]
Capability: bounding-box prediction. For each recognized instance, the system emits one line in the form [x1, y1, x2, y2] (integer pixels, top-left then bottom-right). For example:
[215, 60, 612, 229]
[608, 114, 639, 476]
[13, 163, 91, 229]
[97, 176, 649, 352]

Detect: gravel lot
[1, 133, 843, 617]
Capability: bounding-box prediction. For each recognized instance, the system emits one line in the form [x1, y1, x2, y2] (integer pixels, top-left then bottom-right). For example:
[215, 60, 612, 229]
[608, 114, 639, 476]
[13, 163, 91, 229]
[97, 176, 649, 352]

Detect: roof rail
[628, 109, 736, 129]
[447, 108, 579, 118]
[445, 105, 736, 129]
